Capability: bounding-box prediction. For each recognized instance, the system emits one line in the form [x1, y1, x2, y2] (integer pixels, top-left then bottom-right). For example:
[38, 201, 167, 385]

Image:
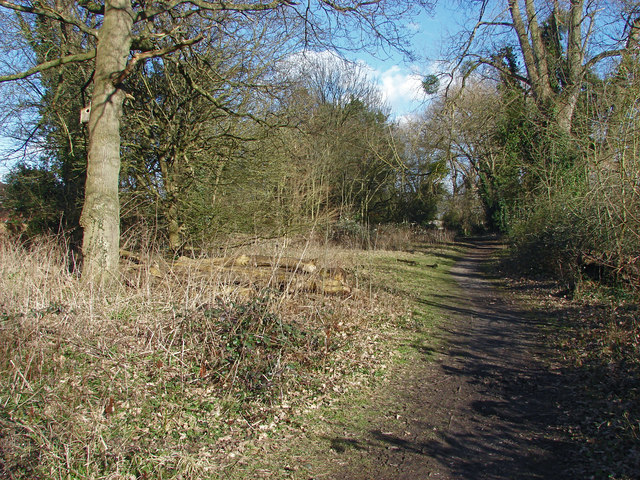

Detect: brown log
[169, 256, 348, 295]
[317, 267, 346, 282]
[246, 255, 317, 273]
[174, 254, 317, 272]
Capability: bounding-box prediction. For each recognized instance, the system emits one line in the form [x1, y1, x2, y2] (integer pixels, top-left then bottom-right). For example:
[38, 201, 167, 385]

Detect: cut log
[174, 255, 246, 268]
[173, 254, 316, 272]
[311, 277, 351, 295]
[317, 267, 346, 282]
[397, 258, 418, 266]
[167, 255, 349, 295]
[246, 255, 317, 273]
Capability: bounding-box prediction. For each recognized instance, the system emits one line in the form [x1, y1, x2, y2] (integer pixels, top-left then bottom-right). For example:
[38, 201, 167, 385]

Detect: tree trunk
[556, 89, 580, 135]
[508, 0, 551, 105]
[166, 188, 181, 250]
[79, 0, 133, 284]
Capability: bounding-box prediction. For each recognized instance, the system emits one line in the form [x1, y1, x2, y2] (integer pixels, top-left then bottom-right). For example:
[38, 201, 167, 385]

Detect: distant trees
[286, 56, 396, 224]
[391, 114, 448, 226]
[267, 54, 447, 239]
[112, 47, 448, 248]
[413, 82, 497, 233]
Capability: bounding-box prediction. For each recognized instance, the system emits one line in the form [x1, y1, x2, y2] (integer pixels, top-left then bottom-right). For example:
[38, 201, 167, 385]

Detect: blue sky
[347, 2, 462, 120]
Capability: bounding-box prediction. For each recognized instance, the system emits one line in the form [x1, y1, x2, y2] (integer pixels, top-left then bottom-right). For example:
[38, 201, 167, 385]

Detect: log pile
[172, 255, 350, 295]
[123, 251, 351, 295]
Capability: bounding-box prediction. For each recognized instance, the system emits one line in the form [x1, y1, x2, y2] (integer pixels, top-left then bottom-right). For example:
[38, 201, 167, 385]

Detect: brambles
[178, 295, 326, 400]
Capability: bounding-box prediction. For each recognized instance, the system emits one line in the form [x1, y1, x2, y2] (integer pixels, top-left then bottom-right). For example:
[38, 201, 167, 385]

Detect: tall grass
[329, 221, 455, 251]
[0, 235, 400, 478]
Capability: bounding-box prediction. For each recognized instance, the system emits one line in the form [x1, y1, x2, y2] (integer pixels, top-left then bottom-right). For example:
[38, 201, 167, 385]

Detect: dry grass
[371, 224, 455, 251]
[326, 221, 455, 252]
[0, 235, 406, 479]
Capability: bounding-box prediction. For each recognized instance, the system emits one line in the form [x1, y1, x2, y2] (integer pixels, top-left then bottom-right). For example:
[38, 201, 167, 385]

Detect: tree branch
[178, 62, 270, 126]
[584, 48, 627, 70]
[524, 0, 548, 74]
[137, 0, 297, 22]
[0, 49, 96, 83]
[566, 0, 585, 85]
[507, 0, 544, 100]
[0, 0, 99, 37]
[112, 36, 204, 86]
[78, 0, 104, 15]
[474, 55, 529, 86]
[445, 0, 489, 98]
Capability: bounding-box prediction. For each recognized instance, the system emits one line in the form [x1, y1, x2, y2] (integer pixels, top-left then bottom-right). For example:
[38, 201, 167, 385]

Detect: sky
[347, 2, 463, 121]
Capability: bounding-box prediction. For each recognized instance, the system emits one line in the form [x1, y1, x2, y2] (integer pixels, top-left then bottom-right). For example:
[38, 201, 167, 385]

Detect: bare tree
[121, 15, 293, 250]
[445, 0, 640, 134]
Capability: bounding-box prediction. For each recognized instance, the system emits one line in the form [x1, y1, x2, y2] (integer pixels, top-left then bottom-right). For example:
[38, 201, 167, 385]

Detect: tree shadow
[322, 237, 639, 479]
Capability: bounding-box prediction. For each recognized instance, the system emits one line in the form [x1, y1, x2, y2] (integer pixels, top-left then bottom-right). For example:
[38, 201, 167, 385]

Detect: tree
[415, 79, 504, 229]
[274, 54, 402, 229]
[0, 0, 434, 284]
[386, 116, 449, 226]
[448, 0, 640, 135]
[1, 163, 64, 233]
[435, 1, 640, 286]
[0, 10, 91, 241]
[120, 18, 291, 250]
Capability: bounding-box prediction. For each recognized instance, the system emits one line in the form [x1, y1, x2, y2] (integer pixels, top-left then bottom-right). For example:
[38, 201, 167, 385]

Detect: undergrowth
[0, 233, 449, 479]
[219, 240, 464, 478]
[499, 265, 640, 479]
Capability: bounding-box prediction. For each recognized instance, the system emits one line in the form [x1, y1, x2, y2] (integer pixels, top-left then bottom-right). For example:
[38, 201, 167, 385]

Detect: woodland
[0, 0, 639, 478]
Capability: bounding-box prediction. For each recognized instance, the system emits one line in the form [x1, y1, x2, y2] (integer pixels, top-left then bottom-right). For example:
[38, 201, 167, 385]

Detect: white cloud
[282, 50, 349, 78]
[363, 65, 428, 117]
[407, 22, 422, 33]
[395, 112, 421, 126]
[284, 50, 437, 118]
[377, 66, 425, 104]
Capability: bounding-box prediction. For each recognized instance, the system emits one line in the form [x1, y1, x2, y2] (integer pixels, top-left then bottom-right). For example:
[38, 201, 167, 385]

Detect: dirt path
[326, 237, 571, 479]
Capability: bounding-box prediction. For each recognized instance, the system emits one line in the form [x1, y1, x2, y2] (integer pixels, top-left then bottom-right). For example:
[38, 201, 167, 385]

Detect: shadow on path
[328, 237, 573, 479]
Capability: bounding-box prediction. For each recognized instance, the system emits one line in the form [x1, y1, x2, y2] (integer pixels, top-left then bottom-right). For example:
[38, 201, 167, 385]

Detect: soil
[318, 237, 574, 479]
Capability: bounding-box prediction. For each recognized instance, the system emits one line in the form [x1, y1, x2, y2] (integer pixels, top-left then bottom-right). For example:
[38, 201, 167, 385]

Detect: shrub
[330, 217, 371, 248]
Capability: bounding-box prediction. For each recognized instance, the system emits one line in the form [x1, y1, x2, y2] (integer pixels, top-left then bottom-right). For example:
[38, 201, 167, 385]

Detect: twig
[10, 360, 33, 392]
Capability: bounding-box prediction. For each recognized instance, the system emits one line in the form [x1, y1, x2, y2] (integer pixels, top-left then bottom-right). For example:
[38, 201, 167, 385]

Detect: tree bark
[523, 0, 552, 100]
[556, 0, 585, 134]
[166, 180, 181, 250]
[79, 0, 133, 284]
[557, 88, 581, 134]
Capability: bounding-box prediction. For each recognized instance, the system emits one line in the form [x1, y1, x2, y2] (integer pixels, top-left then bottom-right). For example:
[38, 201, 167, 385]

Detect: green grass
[222, 241, 466, 478]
